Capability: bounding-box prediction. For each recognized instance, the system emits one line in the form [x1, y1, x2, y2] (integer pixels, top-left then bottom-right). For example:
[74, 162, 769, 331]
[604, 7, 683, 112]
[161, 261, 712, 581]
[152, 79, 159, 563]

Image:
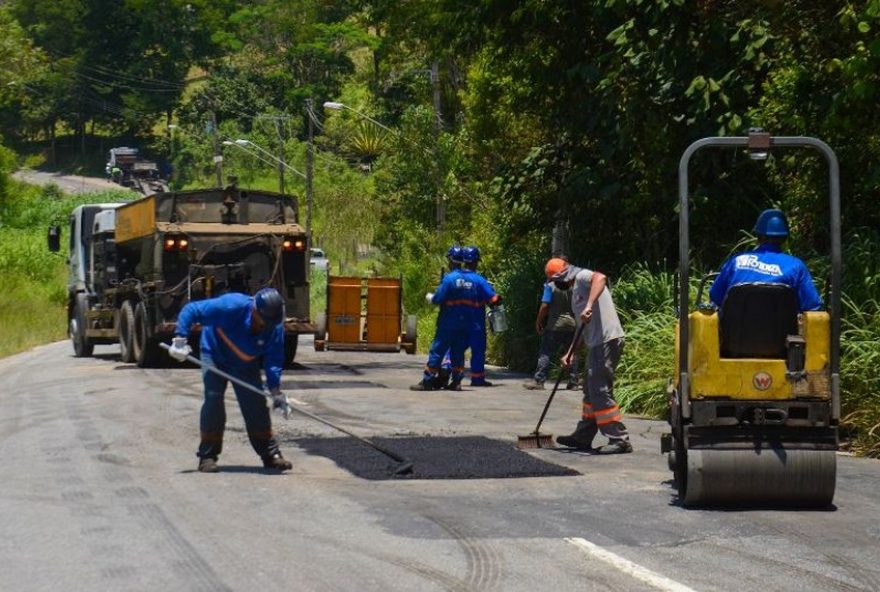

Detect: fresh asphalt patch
[290, 435, 581, 480]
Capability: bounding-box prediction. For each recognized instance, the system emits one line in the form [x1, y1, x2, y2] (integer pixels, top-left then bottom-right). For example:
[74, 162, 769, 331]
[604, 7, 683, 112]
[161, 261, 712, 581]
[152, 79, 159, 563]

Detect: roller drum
[684, 448, 836, 507]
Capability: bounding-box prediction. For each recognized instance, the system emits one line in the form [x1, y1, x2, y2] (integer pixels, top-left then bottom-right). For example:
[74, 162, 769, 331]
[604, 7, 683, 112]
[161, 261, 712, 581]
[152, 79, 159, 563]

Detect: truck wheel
[70, 293, 94, 358]
[118, 300, 136, 363]
[284, 333, 299, 368]
[133, 301, 161, 367]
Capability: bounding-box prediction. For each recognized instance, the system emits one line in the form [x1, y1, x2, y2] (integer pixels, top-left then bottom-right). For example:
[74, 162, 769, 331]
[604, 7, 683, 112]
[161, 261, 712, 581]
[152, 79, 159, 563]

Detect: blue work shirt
[175, 292, 285, 389]
[709, 243, 823, 312]
[460, 269, 499, 329]
[432, 269, 491, 330]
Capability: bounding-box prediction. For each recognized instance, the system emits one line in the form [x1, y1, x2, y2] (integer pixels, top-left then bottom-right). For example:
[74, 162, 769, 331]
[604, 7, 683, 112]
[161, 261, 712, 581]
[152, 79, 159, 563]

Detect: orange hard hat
[544, 258, 569, 280]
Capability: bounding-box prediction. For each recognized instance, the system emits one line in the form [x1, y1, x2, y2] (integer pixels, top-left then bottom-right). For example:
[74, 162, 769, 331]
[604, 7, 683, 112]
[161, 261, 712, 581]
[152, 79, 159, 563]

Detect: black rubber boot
[262, 453, 293, 471]
[409, 381, 436, 391]
[198, 457, 220, 473]
[555, 431, 596, 451]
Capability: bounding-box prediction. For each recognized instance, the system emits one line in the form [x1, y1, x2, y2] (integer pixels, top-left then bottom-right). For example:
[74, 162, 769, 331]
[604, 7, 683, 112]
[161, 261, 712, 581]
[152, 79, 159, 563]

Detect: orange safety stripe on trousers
[581, 402, 595, 420]
[595, 405, 622, 426]
[216, 327, 257, 363]
[424, 366, 439, 375]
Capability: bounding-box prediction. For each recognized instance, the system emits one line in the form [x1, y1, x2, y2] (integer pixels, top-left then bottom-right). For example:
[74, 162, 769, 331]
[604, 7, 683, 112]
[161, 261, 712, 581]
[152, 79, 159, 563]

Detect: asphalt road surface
[13, 169, 126, 194]
[2, 338, 879, 592]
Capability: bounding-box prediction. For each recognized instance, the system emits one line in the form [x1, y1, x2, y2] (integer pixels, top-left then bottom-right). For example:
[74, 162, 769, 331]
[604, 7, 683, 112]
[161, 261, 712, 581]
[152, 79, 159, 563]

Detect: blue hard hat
[754, 208, 789, 238]
[447, 245, 464, 262]
[462, 246, 481, 264]
[254, 287, 285, 326]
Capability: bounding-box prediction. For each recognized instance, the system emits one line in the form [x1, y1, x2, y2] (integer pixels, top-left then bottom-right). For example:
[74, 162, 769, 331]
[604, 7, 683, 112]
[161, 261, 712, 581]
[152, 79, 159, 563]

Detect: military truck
[49, 184, 313, 366]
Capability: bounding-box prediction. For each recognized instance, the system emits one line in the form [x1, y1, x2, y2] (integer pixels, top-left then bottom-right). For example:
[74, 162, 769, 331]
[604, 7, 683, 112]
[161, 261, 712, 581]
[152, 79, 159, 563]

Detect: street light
[322, 102, 397, 136]
[232, 139, 306, 179]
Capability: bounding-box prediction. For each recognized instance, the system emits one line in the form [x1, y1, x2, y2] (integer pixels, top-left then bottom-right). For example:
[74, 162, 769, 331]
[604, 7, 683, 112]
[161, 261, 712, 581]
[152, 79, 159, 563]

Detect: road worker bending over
[548, 258, 633, 454]
[169, 288, 293, 473]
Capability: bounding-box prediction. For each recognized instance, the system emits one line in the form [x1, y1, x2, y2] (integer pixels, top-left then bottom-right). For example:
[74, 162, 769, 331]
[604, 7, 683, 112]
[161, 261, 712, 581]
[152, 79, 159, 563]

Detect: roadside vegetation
[0, 179, 130, 358]
[0, 1, 878, 455]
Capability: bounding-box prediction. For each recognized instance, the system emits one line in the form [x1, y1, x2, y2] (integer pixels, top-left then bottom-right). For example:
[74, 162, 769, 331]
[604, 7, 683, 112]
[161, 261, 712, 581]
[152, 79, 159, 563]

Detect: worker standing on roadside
[411, 246, 480, 391]
[461, 246, 501, 387]
[549, 259, 632, 454]
[523, 257, 579, 391]
[168, 287, 294, 473]
[709, 208, 822, 312]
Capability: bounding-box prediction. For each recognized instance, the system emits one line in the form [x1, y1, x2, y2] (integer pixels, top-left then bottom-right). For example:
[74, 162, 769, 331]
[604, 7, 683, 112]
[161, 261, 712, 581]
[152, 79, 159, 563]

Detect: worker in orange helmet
[549, 258, 632, 454]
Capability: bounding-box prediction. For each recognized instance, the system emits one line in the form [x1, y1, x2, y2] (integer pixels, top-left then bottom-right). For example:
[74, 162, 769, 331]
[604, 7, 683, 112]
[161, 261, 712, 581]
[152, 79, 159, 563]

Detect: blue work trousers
[424, 325, 469, 385]
[197, 353, 280, 460]
[534, 328, 579, 384]
[469, 322, 487, 380]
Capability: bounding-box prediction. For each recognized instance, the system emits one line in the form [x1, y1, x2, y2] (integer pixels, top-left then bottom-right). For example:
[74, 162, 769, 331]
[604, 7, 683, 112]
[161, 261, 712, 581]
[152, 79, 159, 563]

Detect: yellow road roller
[662, 131, 841, 507]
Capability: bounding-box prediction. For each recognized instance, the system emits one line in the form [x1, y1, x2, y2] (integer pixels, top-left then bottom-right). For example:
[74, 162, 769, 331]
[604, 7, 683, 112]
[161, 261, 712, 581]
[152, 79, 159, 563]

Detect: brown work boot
[565, 379, 579, 390]
[410, 381, 437, 391]
[522, 379, 545, 390]
[262, 453, 293, 471]
[198, 457, 220, 473]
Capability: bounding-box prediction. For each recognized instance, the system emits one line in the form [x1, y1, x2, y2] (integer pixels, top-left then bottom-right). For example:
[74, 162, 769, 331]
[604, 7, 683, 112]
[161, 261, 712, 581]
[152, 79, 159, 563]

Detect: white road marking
[565, 537, 698, 592]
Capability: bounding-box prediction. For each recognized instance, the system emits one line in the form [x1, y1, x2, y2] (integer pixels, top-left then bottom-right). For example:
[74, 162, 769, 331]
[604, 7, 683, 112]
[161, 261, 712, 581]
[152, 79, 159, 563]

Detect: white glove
[168, 336, 192, 362]
[425, 292, 435, 303]
[270, 387, 291, 419]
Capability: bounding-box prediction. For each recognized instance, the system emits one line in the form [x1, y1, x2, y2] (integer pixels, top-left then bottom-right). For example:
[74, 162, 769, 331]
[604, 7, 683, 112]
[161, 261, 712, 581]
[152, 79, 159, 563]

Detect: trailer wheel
[118, 300, 136, 363]
[70, 293, 94, 358]
[284, 333, 299, 367]
[133, 301, 161, 367]
[313, 312, 327, 352]
[402, 314, 417, 355]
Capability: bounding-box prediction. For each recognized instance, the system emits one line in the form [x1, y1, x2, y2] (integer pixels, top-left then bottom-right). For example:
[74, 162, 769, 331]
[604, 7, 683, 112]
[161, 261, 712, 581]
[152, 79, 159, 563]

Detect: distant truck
[49, 184, 314, 366]
[106, 146, 168, 195]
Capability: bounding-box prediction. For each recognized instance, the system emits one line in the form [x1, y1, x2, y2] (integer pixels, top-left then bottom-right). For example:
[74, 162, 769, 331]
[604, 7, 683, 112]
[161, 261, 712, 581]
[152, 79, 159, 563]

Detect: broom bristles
[516, 433, 555, 449]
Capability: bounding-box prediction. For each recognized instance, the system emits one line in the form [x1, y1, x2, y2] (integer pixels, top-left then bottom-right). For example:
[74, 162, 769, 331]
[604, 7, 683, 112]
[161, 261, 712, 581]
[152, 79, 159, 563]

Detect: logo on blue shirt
[734, 254, 783, 277]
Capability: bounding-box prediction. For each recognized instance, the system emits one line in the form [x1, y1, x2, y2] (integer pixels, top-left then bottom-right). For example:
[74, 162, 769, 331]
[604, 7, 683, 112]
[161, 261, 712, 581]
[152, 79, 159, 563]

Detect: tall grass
[0, 181, 130, 358]
[612, 264, 676, 418]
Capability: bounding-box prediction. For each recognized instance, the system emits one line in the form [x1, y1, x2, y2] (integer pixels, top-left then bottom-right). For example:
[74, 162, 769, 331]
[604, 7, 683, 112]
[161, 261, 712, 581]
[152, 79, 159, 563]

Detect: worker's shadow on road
[179, 466, 289, 475]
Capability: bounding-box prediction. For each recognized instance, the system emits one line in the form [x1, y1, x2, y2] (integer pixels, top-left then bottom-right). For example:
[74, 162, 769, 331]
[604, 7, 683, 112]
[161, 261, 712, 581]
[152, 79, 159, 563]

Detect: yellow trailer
[314, 275, 417, 354]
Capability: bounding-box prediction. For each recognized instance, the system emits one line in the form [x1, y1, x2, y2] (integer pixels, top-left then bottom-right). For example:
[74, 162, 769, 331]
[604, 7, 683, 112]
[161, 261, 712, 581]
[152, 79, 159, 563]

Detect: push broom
[160, 343, 414, 475]
[517, 324, 584, 449]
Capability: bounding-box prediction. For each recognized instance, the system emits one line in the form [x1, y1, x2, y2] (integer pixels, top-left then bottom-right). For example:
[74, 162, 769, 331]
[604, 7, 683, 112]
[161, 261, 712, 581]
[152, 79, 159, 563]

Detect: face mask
[554, 279, 570, 290]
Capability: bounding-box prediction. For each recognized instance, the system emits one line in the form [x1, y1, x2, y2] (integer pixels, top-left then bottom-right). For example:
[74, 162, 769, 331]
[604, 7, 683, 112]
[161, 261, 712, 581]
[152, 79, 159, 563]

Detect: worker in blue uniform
[709, 209, 823, 312]
[461, 246, 501, 386]
[411, 246, 481, 391]
[168, 287, 293, 473]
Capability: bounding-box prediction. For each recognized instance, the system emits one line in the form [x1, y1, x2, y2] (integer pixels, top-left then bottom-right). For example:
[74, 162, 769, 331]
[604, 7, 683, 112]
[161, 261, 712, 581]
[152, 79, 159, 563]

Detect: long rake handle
[531, 324, 585, 436]
[159, 343, 411, 466]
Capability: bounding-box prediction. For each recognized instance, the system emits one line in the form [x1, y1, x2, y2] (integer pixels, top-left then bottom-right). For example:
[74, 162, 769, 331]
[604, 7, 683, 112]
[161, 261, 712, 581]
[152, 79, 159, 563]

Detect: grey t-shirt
[571, 268, 625, 347]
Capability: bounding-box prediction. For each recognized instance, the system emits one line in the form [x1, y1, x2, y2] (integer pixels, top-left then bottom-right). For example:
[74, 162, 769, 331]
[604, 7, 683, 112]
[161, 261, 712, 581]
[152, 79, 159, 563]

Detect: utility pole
[305, 98, 314, 236]
[275, 119, 286, 194]
[431, 61, 445, 230]
[210, 110, 223, 186]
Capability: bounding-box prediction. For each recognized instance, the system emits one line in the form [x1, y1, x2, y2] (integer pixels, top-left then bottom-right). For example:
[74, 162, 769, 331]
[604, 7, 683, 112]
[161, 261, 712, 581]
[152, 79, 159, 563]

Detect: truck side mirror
[48, 225, 61, 252]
